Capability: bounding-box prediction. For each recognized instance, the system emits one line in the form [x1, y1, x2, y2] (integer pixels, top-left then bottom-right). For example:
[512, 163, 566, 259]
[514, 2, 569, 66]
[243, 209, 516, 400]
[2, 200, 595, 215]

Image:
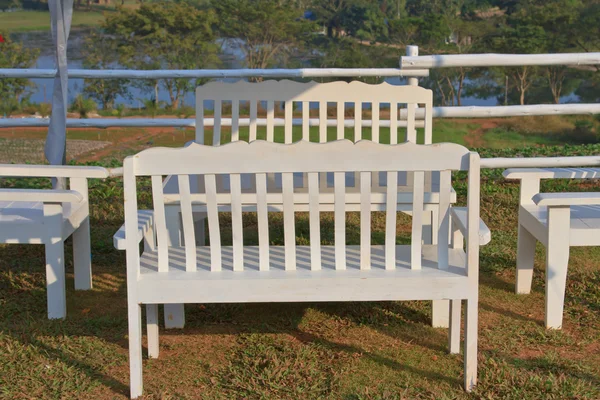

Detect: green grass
[1, 143, 599, 398]
[0, 10, 106, 32]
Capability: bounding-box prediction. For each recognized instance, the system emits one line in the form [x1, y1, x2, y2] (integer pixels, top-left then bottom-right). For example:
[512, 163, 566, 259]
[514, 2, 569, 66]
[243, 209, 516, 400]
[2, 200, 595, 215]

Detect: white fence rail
[401, 52, 600, 69]
[0, 67, 428, 79]
[5, 102, 600, 129]
[2, 47, 600, 174]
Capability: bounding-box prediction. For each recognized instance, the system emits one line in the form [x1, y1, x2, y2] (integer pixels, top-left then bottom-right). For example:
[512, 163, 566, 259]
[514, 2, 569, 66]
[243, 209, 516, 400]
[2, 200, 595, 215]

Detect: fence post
[406, 45, 419, 87]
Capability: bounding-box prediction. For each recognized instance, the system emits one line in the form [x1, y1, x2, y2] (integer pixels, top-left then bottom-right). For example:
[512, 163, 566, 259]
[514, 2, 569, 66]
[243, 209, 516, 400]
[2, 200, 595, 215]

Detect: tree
[103, 2, 220, 109]
[83, 30, 131, 110]
[213, 0, 315, 77]
[0, 31, 40, 105]
[340, 1, 388, 42]
[311, 0, 347, 38]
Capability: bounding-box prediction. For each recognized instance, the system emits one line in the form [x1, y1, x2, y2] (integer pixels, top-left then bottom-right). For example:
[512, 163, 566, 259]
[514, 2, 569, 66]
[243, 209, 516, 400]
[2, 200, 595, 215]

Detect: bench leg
[164, 206, 186, 329]
[146, 304, 159, 359]
[432, 300, 450, 328]
[45, 240, 67, 319]
[73, 216, 93, 290]
[44, 203, 66, 320]
[128, 302, 143, 399]
[448, 299, 461, 354]
[164, 304, 185, 329]
[516, 224, 536, 294]
[545, 207, 570, 329]
[464, 296, 478, 392]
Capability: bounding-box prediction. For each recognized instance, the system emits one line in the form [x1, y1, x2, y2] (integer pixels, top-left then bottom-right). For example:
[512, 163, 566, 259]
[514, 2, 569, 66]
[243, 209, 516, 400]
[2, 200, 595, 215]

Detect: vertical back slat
[437, 170, 451, 269]
[308, 172, 321, 270]
[385, 171, 398, 270]
[205, 174, 222, 271]
[285, 100, 293, 143]
[256, 173, 269, 271]
[411, 171, 425, 270]
[360, 171, 371, 270]
[282, 172, 296, 270]
[230, 173, 244, 271]
[334, 171, 346, 270]
[213, 100, 222, 146]
[406, 103, 416, 143]
[231, 100, 240, 142]
[354, 102, 362, 141]
[151, 175, 169, 272]
[319, 102, 327, 143]
[266, 100, 275, 142]
[389, 102, 398, 145]
[177, 175, 196, 272]
[336, 102, 344, 140]
[249, 101, 257, 141]
[302, 101, 310, 140]
[371, 102, 380, 143]
[424, 102, 433, 144]
[196, 100, 204, 144]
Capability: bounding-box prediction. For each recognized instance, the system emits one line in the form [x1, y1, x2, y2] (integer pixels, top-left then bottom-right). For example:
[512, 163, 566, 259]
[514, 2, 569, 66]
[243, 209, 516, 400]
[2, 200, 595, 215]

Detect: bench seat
[136, 245, 468, 304]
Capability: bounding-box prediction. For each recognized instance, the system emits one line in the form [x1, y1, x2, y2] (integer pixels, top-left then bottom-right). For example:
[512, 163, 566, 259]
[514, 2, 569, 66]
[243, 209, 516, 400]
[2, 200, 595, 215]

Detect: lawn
[0, 10, 106, 32]
[0, 118, 599, 398]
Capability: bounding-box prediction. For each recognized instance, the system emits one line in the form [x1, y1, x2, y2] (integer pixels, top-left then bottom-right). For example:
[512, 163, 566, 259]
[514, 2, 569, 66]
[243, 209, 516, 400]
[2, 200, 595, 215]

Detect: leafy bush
[69, 95, 97, 119]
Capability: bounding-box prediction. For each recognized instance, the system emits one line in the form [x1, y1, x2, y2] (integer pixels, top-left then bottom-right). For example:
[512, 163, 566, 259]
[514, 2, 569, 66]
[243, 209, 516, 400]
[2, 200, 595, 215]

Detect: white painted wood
[0, 164, 108, 178]
[205, 174, 222, 271]
[231, 100, 240, 142]
[151, 176, 169, 272]
[1, 67, 430, 79]
[516, 223, 536, 294]
[360, 171, 371, 270]
[113, 210, 155, 250]
[432, 299, 450, 328]
[70, 177, 92, 290]
[319, 102, 327, 143]
[450, 207, 491, 246]
[213, 101, 222, 146]
[533, 192, 600, 206]
[385, 171, 398, 270]
[0, 189, 81, 203]
[545, 206, 571, 329]
[44, 203, 66, 319]
[411, 171, 425, 270]
[249, 101, 257, 141]
[230, 173, 244, 271]
[266, 100, 275, 142]
[302, 101, 310, 140]
[464, 298, 478, 392]
[120, 139, 481, 397]
[437, 170, 451, 269]
[354, 102, 362, 141]
[389, 102, 398, 144]
[336, 102, 344, 140]
[333, 172, 346, 271]
[196, 99, 204, 144]
[256, 173, 270, 271]
[282, 172, 296, 271]
[164, 305, 185, 329]
[448, 299, 461, 354]
[178, 175, 197, 271]
[371, 103, 379, 143]
[128, 302, 143, 398]
[146, 304, 159, 358]
[308, 172, 321, 271]
[406, 104, 416, 142]
[504, 167, 600, 180]
[285, 101, 293, 143]
[401, 52, 600, 69]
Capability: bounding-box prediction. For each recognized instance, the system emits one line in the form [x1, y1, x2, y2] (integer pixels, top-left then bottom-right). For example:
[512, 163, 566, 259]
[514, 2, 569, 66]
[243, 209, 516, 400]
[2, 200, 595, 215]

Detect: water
[15, 30, 580, 109]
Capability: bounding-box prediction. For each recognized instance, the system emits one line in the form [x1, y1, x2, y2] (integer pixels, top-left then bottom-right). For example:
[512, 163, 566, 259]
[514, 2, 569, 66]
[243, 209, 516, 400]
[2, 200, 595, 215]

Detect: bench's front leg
[71, 178, 93, 290]
[545, 206, 570, 329]
[44, 203, 67, 319]
[164, 205, 185, 329]
[429, 208, 451, 328]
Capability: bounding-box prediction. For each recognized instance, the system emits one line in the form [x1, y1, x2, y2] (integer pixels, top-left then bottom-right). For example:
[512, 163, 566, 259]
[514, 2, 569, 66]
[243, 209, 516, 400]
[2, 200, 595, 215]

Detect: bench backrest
[124, 140, 480, 277]
[195, 80, 433, 146]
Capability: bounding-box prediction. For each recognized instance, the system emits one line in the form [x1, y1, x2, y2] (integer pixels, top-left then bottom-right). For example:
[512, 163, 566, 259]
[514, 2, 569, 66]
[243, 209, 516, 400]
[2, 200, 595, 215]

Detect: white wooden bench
[162, 80, 463, 328]
[504, 167, 600, 329]
[117, 139, 485, 398]
[0, 164, 109, 319]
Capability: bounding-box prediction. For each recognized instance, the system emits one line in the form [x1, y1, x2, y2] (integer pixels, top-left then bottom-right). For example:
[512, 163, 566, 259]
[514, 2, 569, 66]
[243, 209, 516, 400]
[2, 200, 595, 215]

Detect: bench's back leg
[44, 203, 67, 319]
[464, 296, 478, 391]
[146, 304, 160, 359]
[516, 223, 536, 294]
[73, 215, 93, 290]
[128, 302, 143, 399]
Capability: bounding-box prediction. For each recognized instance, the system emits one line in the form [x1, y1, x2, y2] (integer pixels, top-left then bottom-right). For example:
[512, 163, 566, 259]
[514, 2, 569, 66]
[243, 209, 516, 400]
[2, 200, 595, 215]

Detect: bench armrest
[113, 210, 154, 250]
[0, 189, 83, 203]
[0, 164, 109, 179]
[532, 192, 600, 206]
[503, 168, 600, 180]
[450, 207, 491, 246]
